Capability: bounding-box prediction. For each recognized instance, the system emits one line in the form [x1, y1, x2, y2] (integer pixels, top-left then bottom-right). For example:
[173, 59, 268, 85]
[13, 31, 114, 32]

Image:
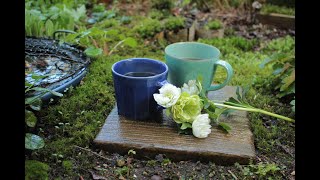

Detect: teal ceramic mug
[165, 42, 233, 92]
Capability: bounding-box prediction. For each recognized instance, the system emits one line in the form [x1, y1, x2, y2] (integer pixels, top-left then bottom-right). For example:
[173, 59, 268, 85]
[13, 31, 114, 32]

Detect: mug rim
[164, 42, 221, 61]
[111, 58, 168, 79]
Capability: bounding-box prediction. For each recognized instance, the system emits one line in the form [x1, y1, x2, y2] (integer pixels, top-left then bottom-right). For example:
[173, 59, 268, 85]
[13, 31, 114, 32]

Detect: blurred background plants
[134, 18, 163, 38]
[260, 4, 295, 16]
[25, 0, 87, 37]
[164, 16, 186, 31]
[205, 19, 223, 30]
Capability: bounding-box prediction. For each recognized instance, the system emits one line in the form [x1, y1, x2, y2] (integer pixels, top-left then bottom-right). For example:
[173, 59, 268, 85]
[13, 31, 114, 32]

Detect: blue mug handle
[155, 80, 169, 111]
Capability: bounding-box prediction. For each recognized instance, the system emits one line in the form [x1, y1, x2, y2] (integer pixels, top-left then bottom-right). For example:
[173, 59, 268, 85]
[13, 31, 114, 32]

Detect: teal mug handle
[207, 60, 233, 91]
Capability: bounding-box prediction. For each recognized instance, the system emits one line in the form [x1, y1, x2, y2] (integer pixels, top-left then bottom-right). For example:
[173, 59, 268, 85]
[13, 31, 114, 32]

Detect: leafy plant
[63, 27, 137, 57]
[134, 19, 163, 38]
[199, 37, 259, 54]
[259, 53, 295, 98]
[164, 16, 186, 31]
[236, 162, 282, 178]
[25, 74, 63, 150]
[96, 19, 119, 29]
[120, 16, 132, 24]
[87, 5, 117, 24]
[260, 4, 295, 16]
[205, 19, 223, 30]
[115, 166, 129, 177]
[149, 10, 166, 20]
[25, 3, 87, 37]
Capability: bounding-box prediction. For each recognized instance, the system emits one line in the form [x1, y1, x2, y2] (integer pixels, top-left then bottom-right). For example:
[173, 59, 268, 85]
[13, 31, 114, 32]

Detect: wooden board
[256, 13, 295, 29]
[94, 86, 255, 165]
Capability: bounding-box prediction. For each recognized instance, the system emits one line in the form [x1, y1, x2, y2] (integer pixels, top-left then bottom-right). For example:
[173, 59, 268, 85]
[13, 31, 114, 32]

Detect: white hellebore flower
[181, 80, 200, 95]
[153, 83, 181, 108]
[192, 114, 212, 138]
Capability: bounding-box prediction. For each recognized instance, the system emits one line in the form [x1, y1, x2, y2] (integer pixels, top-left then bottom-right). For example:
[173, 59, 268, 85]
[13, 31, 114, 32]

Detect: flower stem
[214, 103, 295, 123]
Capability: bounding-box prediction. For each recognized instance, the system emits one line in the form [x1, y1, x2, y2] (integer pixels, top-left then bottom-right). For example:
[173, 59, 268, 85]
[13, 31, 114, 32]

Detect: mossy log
[256, 13, 295, 29]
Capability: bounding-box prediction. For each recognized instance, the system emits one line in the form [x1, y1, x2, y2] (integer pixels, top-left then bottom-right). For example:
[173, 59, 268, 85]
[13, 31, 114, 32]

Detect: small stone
[142, 171, 148, 176]
[291, 171, 295, 176]
[209, 172, 215, 177]
[151, 175, 162, 180]
[155, 154, 164, 162]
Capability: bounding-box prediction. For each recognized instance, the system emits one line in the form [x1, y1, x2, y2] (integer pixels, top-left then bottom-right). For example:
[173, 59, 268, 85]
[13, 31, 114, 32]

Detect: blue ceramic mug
[111, 58, 168, 120]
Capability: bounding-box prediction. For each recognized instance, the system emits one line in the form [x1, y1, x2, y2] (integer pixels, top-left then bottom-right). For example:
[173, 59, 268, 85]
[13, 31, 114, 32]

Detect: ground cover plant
[25, 0, 295, 179]
[260, 4, 295, 16]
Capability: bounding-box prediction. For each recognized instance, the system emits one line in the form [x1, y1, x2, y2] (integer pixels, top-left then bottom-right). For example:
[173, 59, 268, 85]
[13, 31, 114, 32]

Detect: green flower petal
[171, 93, 202, 124]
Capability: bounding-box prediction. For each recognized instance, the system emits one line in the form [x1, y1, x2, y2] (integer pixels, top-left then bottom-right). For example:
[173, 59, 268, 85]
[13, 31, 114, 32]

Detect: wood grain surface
[94, 86, 255, 165]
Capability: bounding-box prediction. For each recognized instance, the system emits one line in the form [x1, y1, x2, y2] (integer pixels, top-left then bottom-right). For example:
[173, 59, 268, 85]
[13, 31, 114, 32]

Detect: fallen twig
[228, 170, 238, 180]
[74, 145, 112, 161]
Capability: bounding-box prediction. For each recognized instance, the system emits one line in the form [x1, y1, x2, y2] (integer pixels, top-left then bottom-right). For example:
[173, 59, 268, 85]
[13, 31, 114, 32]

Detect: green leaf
[218, 122, 231, 133]
[165, 108, 171, 117]
[180, 122, 192, 130]
[123, 37, 137, 48]
[45, 19, 54, 37]
[259, 57, 274, 68]
[259, 53, 286, 68]
[31, 87, 63, 97]
[280, 69, 295, 91]
[272, 67, 283, 75]
[25, 82, 33, 88]
[25, 110, 37, 127]
[31, 74, 49, 80]
[214, 108, 228, 123]
[205, 109, 218, 123]
[206, 100, 216, 112]
[84, 47, 103, 57]
[221, 109, 235, 117]
[25, 95, 42, 106]
[177, 127, 193, 135]
[107, 11, 116, 19]
[25, 133, 45, 150]
[202, 98, 210, 109]
[120, 16, 132, 24]
[197, 75, 203, 82]
[30, 98, 42, 111]
[290, 99, 295, 112]
[128, 149, 136, 155]
[225, 97, 241, 105]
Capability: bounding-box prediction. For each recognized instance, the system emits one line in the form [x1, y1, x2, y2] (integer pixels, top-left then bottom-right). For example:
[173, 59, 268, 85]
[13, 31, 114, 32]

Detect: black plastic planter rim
[25, 35, 90, 102]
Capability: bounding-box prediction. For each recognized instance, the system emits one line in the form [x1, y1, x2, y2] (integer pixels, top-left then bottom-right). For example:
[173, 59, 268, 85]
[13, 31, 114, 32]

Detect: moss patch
[25, 160, 49, 180]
